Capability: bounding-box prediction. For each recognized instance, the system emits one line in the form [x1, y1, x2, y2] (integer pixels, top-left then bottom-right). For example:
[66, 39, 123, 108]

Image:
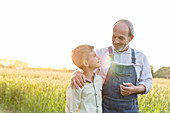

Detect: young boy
[65, 44, 103, 113]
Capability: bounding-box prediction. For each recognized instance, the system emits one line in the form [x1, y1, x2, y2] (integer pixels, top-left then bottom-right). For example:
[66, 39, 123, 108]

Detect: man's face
[112, 22, 131, 52]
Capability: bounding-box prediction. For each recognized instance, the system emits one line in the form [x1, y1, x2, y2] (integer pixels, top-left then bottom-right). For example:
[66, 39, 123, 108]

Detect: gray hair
[114, 19, 134, 37]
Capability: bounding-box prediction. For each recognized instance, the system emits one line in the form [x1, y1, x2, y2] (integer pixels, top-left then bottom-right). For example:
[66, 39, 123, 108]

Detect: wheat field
[0, 67, 169, 113]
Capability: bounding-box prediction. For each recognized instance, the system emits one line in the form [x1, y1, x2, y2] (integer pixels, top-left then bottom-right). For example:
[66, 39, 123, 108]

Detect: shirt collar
[85, 73, 96, 83]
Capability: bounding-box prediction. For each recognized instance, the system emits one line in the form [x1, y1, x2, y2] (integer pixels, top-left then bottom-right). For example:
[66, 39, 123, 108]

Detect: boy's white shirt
[65, 75, 103, 113]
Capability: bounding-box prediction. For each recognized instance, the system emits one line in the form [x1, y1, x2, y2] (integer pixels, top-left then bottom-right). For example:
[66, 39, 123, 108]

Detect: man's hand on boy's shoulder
[71, 70, 86, 89]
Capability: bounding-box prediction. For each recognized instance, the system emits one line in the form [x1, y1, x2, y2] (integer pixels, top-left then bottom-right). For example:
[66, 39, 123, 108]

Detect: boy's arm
[65, 86, 82, 113]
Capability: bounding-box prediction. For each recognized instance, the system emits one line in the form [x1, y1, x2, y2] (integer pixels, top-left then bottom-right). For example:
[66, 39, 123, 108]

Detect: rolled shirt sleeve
[137, 55, 153, 94]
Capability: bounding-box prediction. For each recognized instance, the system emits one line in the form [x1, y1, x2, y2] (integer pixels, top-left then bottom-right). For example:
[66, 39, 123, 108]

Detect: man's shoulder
[132, 48, 147, 59]
[132, 48, 144, 55]
[96, 46, 112, 55]
[96, 46, 109, 51]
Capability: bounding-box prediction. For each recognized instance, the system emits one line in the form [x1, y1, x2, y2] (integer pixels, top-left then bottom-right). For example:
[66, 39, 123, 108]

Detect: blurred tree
[23, 62, 28, 68]
[14, 60, 23, 68]
[9, 60, 13, 68]
[0, 59, 8, 66]
[63, 67, 67, 70]
[150, 65, 154, 76]
[154, 66, 170, 77]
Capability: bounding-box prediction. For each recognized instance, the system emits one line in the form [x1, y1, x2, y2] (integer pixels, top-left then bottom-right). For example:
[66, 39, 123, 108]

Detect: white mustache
[114, 41, 129, 52]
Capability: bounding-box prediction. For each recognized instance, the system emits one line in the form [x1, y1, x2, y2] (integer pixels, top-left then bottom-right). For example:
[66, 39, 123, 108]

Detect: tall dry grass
[0, 67, 169, 113]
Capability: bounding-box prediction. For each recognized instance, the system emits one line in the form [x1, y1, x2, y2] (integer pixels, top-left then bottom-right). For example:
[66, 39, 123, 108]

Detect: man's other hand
[120, 83, 136, 96]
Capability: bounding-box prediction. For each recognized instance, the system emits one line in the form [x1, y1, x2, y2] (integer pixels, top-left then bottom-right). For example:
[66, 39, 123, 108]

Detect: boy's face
[86, 50, 100, 69]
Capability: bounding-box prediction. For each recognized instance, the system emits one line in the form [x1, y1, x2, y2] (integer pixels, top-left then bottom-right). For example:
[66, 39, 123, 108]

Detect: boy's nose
[97, 56, 100, 60]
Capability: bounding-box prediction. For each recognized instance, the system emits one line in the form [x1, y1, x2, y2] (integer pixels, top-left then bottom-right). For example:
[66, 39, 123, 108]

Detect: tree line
[150, 65, 170, 78]
[0, 58, 169, 76]
[0, 58, 73, 72]
[0, 59, 28, 69]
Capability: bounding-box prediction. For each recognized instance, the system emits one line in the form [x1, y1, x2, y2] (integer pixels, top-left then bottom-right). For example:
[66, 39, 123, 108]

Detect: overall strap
[108, 46, 114, 61]
[131, 48, 136, 64]
[104, 46, 114, 84]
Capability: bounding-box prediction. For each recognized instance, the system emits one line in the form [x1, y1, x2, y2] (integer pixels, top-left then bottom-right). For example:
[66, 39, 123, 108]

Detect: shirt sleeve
[137, 55, 153, 94]
[65, 85, 82, 113]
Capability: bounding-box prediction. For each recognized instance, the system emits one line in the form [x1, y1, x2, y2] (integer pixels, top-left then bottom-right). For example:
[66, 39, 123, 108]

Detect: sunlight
[0, 0, 170, 71]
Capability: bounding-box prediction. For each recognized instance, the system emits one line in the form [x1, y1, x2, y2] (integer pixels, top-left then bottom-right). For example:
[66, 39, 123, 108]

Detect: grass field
[0, 67, 169, 113]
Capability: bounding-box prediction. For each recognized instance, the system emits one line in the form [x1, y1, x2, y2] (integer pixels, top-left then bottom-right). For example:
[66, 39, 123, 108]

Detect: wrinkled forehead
[113, 22, 129, 36]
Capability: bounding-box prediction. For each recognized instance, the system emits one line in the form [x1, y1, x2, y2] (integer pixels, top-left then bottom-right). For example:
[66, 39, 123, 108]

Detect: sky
[0, 0, 170, 72]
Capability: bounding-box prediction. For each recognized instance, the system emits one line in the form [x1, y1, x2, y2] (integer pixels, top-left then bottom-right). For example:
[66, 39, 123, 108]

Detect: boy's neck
[83, 68, 95, 82]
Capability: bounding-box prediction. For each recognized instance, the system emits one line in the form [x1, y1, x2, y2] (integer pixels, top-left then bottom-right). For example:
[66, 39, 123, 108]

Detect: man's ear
[129, 35, 134, 42]
[83, 60, 89, 67]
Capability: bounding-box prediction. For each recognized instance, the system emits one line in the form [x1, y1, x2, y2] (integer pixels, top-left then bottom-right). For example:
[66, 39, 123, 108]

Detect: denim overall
[102, 46, 138, 113]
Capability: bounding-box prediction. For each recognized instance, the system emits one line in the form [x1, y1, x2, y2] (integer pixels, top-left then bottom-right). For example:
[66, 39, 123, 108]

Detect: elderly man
[71, 19, 152, 113]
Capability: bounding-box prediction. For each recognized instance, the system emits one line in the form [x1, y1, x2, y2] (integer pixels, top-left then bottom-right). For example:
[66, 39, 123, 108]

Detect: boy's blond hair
[72, 45, 94, 69]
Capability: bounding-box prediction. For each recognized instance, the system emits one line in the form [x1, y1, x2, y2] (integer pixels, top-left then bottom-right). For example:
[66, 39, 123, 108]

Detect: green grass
[0, 67, 169, 113]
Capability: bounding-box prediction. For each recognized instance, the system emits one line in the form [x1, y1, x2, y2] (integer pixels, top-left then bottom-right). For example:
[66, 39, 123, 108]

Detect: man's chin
[114, 47, 122, 52]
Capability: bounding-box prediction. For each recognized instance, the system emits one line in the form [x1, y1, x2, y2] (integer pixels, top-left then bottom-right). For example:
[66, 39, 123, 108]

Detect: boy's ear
[83, 60, 89, 67]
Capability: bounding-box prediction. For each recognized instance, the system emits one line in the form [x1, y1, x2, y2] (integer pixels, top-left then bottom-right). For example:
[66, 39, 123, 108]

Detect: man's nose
[114, 37, 120, 44]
